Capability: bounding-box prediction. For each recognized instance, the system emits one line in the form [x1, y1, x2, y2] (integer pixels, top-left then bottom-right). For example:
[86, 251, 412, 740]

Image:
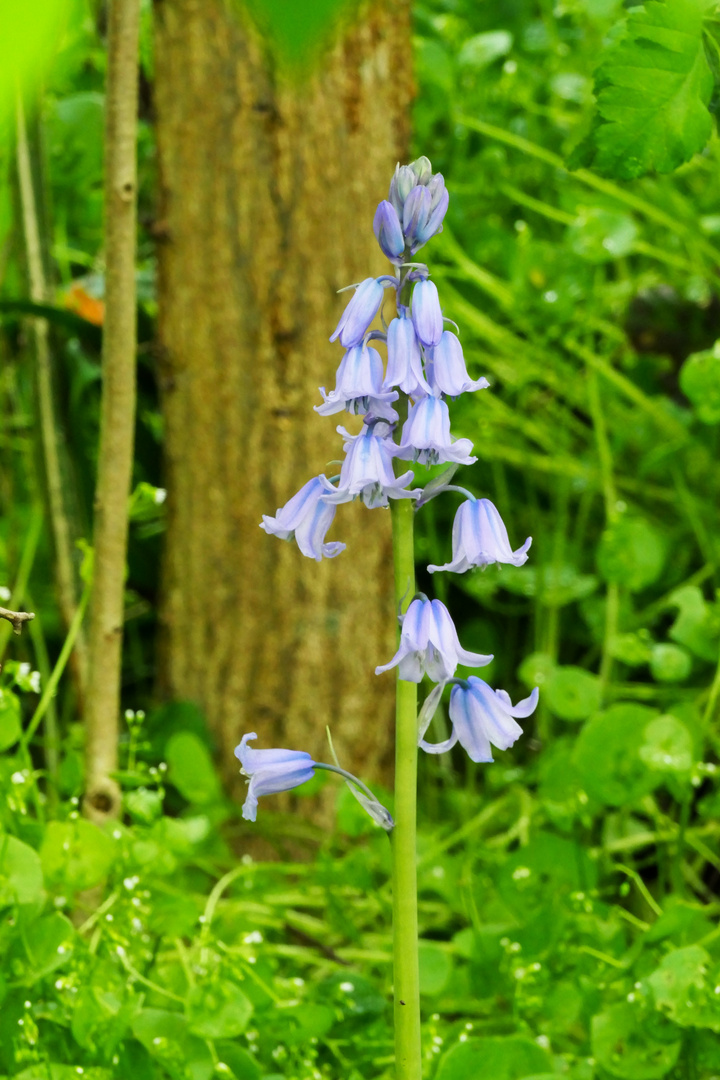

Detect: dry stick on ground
[15, 94, 88, 692]
[84, 0, 140, 824]
[0, 607, 35, 635]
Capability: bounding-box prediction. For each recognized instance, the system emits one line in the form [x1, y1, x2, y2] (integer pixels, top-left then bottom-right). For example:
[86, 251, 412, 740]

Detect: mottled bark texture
[153, 0, 413, 810]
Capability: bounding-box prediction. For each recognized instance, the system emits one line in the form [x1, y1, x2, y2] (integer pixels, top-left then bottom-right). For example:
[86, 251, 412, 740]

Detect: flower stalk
[390, 497, 422, 1079]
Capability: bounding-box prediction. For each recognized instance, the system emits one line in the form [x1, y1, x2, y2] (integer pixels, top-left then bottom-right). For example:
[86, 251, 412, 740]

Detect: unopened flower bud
[373, 200, 404, 263]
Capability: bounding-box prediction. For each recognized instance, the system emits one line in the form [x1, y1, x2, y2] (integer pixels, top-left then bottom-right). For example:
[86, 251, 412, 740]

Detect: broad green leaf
[668, 585, 720, 661]
[576, 0, 713, 178]
[640, 714, 693, 775]
[214, 1043, 261, 1080]
[273, 1003, 335, 1046]
[648, 945, 720, 1030]
[597, 517, 665, 592]
[186, 981, 253, 1039]
[592, 1002, 681, 1078]
[649, 643, 691, 683]
[132, 1009, 213, 1080]
[518, 652, 556, 688]
[499, 830, 597, 914]
[166, 731, 222, 805]
[0, 688, 21, 751]
[23, 912, 74, 980]
[680, 342, 720, 423]
[125, 787, 164, 825]
[40, 819, 115, 891]
[567, 208, 638, 262]
[458, 31, 513, 70]
[544, 666, 601, 721]
[418, 942, 453, 996]
[573, 704, 658, 806]
[436, 1035, 554, 1080]
[609, 631, 653, 666]
[0, 833, 44, 906]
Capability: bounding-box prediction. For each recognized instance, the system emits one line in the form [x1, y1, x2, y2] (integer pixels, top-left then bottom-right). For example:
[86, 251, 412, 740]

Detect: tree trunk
[153, 0, 413, 810]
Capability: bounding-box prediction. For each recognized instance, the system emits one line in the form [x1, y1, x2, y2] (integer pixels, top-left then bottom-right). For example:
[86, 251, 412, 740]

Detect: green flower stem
[390, 496, 421, 1080]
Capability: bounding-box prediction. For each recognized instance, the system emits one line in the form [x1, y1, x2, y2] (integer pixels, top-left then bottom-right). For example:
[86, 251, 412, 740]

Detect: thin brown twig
[0, 607, 35, 635]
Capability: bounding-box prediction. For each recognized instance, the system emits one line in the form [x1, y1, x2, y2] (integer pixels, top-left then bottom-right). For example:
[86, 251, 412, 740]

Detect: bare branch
[0, 607, 36, 635]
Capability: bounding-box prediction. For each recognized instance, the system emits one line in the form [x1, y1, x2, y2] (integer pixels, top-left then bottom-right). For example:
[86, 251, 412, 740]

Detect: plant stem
[390, 497, 421, 1080]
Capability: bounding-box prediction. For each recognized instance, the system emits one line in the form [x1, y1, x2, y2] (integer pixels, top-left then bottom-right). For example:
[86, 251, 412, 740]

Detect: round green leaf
[649, 644, 691, 683]
[680, 343, 720, 424]
[0, 833, 44, 906]
[573, 704, 658, 806]
[166, 731, 222, 805]
[436, 1035, 553, 1080]
[518, 652, 556, 689]
[0, 687, 21, 751]
[568, 208, 638, 262]
[592, 1002, 681, 1079]
[544, 666, 601, 721]
[597, 517, 665, 592]
[640, 715, 693, 776]
[647, 945, 720, 1030]
[418, 942, 453, 996]
[187, 980, 253, 1039]
[40, 819, 115, 891]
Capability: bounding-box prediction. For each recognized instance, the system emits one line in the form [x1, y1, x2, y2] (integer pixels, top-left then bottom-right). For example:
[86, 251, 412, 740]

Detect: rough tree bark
[153, 0, 413, 805]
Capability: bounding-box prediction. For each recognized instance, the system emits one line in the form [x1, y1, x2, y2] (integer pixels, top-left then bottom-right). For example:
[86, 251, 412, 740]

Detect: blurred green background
[1, 1, 720, 1078]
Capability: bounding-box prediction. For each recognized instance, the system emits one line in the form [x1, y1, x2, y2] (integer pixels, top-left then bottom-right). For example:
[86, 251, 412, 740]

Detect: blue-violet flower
[396, 395, 477, 467]
[321, 425, 419, 508]
[411, 279, 443, 348]
[373, 200, 405, 263]
[330, 277, 385, 349]
[402, 181, 449, 255]
[235, 733, 316, 821]
[426, 331, 490, 398]
[428, 497, 531, 574]
[316, 343, 398, 420]
[375, 597, 493, 683]
[383, 316, 432, 398]
[260, 475, 345, 561]
[420, 678, 539, 762]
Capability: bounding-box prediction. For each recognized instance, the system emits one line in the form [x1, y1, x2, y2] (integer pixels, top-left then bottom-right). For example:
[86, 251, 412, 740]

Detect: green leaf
[649, 643, 692, 682]
[573, 704, 658, 806]
[132, 1009, 213, 1080]
[40, 819, 115, 891]
[668, 585, 720, 661]
[567, 208, 638, 262]
[458, 31, 513, 70]
[680, 342, 720, 423]
[166, 732, 222, 805]
[23, 912, 74, 980]
[436, 1035, 554, 1080]
[186, 980, 253, 1039]
[0, 833, 44, 907]
[640, 714, 693, 775]
[597, 517, 666, 592]
[0, 688, 21, 751]
[544, 666, 602, 721]
[647, 945, 720, 1030]
[418, 942, 453, 996]
[577, 0, 714, 178]
[592, 1002, 682, 1078]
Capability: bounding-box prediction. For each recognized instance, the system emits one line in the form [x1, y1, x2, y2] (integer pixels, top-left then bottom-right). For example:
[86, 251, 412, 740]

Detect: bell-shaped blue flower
[375, 597, 493, 683]
[321, 424, 419, 509]
[420, 678, 539, 762]
[412, 279, 443, 347]
[373, 200, 405, 263]
[316, 344, 398, 420]
[429, 498, 531, 574]
[383, 316, 432, 398]
[402, 181, 449, 255]
[388, 157, 433, 219]
[396, 395, 476, 467]
[235, 733, 316, 821]
[261, 476, 345, 561]
[330, 278, 385, 348]
[426, 331, 490, 397]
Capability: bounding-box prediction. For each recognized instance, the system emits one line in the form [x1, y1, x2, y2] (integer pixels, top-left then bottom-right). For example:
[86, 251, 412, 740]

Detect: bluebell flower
[235, 733, 316, 821]
[383, 316, 432, 398]
[402, 181, 449, 255]
[419, 678, 539, 762]
[388, 158, 433, 219]
[321, 424, 419, 508]
[330, 278, 386, 348]
[375, 597, 493, 683]
[428, 498, 532, 574]
[261, 476, 346, 560]
[316, 344, 398, 420]
[412, 279, 443, 347]
[396, 395, 477, 467]
[373, 200, 405, 263]
[426, 331, 490, 398]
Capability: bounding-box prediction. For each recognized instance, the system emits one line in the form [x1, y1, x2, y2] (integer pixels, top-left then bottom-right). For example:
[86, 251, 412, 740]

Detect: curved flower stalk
[255, 155, 537, 1080]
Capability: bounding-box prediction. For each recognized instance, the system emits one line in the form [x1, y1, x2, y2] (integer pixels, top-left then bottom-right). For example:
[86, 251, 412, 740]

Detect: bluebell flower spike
[428, 498, 531, 574]
[375, 597, 493, 683]
[419, 679, 539, 762]
[260, 476, 346, 561]
[235, 734, 316, 821]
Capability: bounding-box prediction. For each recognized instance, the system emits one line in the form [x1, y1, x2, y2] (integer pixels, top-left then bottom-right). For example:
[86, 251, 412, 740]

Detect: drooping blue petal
[235, 734, 316, 821]
[426, 331, 490, 397]
[428, 498, 531, 574]
[396, 396, 477, 467]
[321, 426, 419, 508]
[411, 279, 443, 348]
[316, 344, 398, 420]
[383, 316, 432, 398]
[260, 476, 345, 561]
[373, 200, 405, 262]
[330, 278, 385, 348]
[375, 597, 492, 684]
[439, 678, 538, 763]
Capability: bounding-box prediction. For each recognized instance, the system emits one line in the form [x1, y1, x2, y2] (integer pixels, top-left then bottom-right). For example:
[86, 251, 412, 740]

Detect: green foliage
[573, 0, 715, 178]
